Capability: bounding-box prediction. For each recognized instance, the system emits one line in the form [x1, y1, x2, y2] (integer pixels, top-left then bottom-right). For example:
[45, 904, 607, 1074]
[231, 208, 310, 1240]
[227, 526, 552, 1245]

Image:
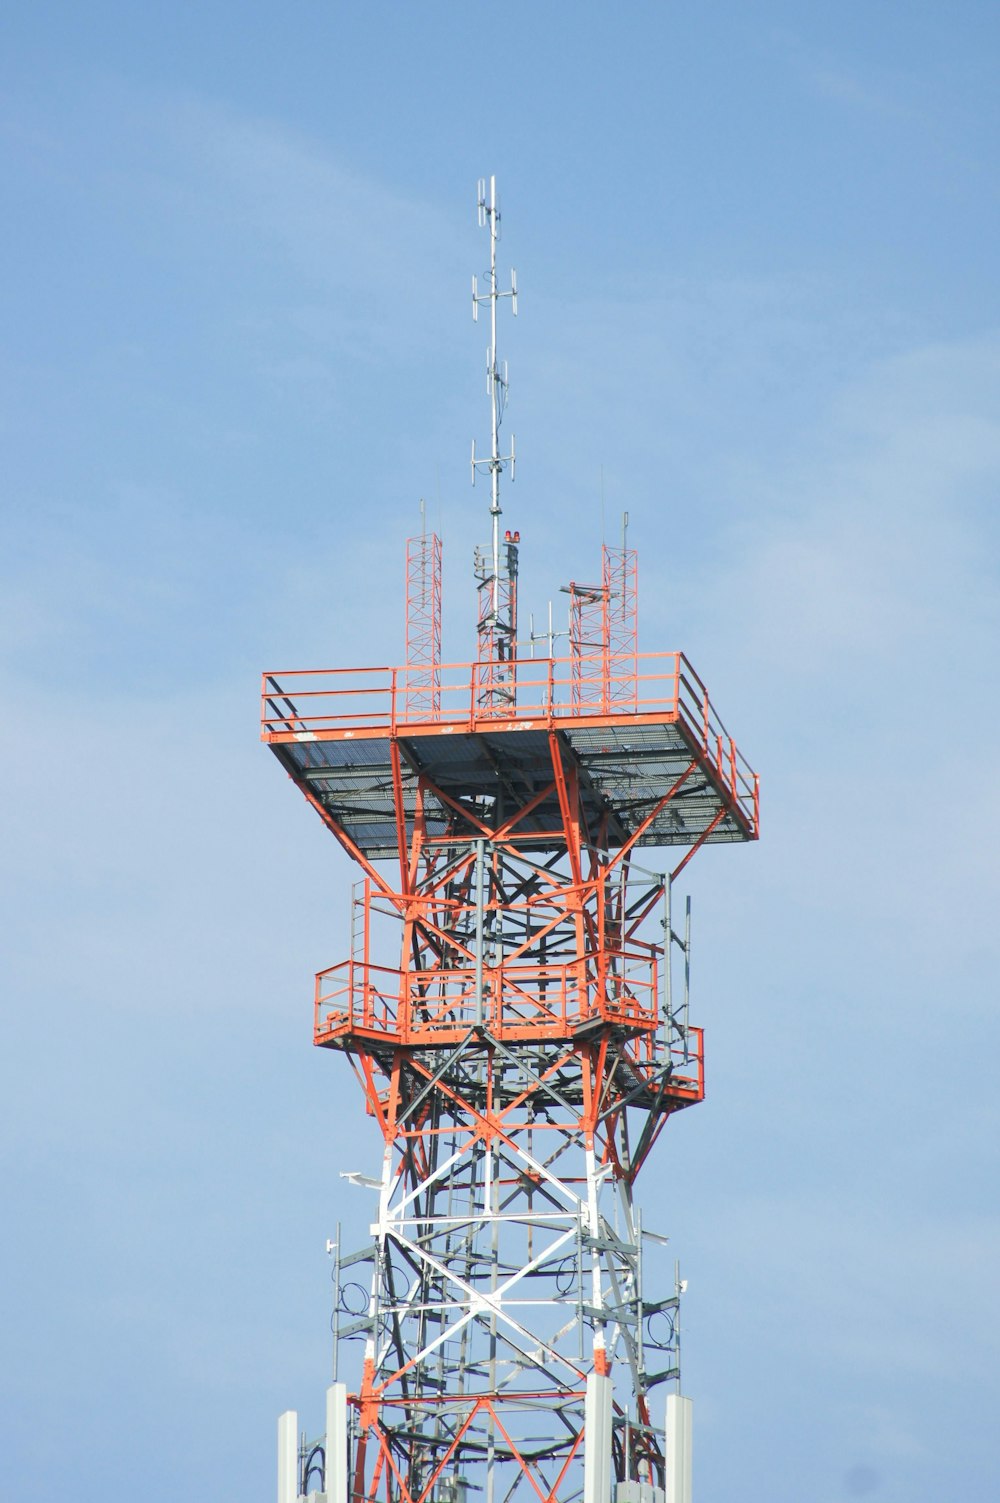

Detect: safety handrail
[265, 651, 758, 833]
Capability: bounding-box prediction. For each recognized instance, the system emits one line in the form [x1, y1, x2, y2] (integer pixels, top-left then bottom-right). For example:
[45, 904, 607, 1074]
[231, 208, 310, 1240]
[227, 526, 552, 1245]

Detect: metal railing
[312, 956, 704, 1097]
[262, 651, 758, 834]
[263, 653, 668, 736]
[313, 952, 661, 1042]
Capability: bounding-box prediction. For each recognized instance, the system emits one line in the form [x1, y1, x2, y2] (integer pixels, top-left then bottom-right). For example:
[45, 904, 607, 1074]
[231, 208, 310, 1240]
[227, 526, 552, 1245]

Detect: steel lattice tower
[264, 179, 758, 1503]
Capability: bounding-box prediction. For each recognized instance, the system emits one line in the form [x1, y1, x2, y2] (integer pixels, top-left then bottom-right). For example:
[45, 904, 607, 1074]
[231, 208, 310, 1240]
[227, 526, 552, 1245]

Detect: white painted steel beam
[277, 1409, 298, 1503]
[584, 1372, 612, 1503]
[664, 1394, 692, 1503]
[324, 1383, 348, 1503]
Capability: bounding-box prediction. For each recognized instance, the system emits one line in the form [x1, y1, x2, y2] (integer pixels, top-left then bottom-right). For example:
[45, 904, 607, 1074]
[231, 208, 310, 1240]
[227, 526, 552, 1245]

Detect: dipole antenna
[471, 177, 518, 684]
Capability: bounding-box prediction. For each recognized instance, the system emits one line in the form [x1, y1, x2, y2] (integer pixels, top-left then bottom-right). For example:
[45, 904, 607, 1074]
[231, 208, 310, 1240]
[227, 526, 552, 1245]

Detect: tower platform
[261, 652, 758, 860]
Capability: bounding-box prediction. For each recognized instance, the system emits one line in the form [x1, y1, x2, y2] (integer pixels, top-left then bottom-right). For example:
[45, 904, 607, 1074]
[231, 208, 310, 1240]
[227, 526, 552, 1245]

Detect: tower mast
[263, 178, 760, 1503]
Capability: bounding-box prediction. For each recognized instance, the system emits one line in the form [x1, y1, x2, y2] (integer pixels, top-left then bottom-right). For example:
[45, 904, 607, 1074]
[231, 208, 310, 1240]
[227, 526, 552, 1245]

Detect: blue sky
[2, 4, 998, 1501]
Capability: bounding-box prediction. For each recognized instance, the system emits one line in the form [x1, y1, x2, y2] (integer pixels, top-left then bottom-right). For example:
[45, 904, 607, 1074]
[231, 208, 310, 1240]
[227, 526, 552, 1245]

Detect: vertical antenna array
[471, 175, 519, 709]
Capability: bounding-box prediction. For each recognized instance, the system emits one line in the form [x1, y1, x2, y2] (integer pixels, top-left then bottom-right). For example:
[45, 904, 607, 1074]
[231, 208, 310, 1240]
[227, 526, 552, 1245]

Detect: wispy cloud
[769, 26, 913, 120]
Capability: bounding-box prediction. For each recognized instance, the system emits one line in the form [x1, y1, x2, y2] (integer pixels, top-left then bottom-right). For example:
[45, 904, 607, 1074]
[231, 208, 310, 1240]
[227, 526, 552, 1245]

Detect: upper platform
[262, 653, 757, 859]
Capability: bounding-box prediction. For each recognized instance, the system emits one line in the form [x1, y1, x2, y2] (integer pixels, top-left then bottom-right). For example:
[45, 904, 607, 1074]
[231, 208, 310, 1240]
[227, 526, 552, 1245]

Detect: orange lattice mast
[405, 505, 442, 718]
[265, 179, 758, 1503]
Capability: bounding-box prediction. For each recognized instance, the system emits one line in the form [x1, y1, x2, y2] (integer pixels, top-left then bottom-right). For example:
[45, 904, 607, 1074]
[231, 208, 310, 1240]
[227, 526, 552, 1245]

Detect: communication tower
[262, 178, 758, 1503]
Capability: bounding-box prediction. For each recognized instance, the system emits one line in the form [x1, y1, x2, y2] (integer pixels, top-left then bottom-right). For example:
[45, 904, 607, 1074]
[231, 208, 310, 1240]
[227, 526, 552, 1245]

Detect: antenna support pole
[472, 176, 519, 709]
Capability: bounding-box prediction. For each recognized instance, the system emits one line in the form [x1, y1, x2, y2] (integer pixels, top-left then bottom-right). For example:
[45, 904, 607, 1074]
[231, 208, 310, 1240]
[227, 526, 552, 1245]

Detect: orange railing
[262, 652, 758, 832]
[313, 951, 662, 1043]
[312, 956, 704, 1097]
[262, 654, 672, 736]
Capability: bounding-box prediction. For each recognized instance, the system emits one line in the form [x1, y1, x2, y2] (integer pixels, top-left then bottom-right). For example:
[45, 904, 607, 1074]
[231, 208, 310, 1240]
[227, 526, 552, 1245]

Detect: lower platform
[311, 1020, 705, 1116]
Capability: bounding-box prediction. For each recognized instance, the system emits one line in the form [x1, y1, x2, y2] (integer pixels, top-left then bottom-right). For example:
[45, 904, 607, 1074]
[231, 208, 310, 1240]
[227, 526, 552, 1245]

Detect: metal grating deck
[270, 716, 753, 859]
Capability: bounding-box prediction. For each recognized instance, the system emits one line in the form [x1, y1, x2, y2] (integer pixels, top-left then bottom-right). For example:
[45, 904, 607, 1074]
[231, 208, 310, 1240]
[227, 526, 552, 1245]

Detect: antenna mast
[404, 500, 442, 717]
[472, 175, 519, 708]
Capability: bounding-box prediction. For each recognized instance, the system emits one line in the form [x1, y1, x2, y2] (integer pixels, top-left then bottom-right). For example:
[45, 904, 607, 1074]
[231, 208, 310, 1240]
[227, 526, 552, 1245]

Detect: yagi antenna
[471, 174, 518, 623]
